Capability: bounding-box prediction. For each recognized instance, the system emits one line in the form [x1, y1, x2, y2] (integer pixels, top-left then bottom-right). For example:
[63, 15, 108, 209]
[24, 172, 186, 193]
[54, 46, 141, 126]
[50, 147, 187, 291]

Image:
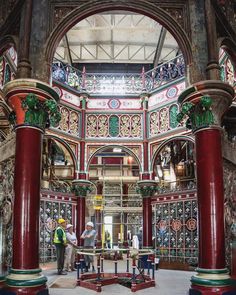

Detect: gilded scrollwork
[98, 115, 108, 137]
[131, 115, 141, 137]
[120, 115, 130, 137]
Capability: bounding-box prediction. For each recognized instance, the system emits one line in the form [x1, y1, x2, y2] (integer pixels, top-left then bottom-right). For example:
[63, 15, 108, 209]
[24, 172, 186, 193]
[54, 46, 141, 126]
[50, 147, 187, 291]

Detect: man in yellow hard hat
[54, 218, 67, 275]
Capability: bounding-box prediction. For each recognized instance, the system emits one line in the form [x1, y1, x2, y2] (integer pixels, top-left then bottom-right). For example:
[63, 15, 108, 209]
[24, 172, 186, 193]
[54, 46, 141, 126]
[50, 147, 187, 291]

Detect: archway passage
[46, 2, 193, 70]
[87, 145, 142, 249]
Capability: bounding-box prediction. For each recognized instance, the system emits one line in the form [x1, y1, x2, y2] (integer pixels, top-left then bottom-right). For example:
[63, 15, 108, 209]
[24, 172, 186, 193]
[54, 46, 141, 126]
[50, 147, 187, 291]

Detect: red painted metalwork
[95, 209, 102, 247]
[77, 196, 86, 247]
[190, 284, 236, 295]
[195, 128, 225, 269]
[80, 141, 85, 173]
[12, 127, 42, 269]
[142, 197, 152, 247]
[7, 284, 47, 295]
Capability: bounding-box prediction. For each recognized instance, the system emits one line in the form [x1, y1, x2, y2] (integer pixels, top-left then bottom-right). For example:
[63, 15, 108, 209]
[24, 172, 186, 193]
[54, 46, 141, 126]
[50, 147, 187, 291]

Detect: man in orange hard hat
[54, 218, 67, 275]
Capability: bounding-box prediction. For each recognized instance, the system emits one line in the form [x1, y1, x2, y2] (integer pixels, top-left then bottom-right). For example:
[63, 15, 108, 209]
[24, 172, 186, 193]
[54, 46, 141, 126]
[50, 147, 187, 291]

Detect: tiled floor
[42, 260, 194, 295]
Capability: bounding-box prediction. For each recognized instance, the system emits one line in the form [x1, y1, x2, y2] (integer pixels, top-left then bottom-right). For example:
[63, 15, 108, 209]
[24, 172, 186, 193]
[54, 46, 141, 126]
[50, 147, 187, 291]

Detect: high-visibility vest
[53, 226, 66, 244]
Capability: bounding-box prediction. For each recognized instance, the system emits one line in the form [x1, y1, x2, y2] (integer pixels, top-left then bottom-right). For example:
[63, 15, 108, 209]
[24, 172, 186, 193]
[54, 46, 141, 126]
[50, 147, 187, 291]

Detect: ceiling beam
[153, 27, 167, 68]
[57, 41, 177, 49]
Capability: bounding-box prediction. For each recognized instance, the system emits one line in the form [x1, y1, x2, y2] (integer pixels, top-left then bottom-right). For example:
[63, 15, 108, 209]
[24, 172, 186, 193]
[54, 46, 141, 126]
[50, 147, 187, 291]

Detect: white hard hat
[86, 221, 94, 227]
[66, 224, 73, 229]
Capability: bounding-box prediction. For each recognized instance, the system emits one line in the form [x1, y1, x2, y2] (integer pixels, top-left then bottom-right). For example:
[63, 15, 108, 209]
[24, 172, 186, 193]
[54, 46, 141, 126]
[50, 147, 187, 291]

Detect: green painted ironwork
[136, 184, 158, 197]
[9, 268, 42, 275]
[109, 115, 119, 137]
[169, 104, 179, 128]
[6, 276, 47, 287]
[191, 276, 235, 287]
[72, 183, 92, 197]
[177, 96, 214, 131]
[21, 93, 61, 129]
[155, 199, 198, 264]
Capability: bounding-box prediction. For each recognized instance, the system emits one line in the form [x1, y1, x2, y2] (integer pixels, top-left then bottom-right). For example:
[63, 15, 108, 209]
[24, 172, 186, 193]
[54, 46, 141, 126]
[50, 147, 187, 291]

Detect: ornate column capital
[139, 91, 149, 110]
[3, 79, 61, 131]
[177, 80, 234, 133]
[72, 179, 93, 197]
[136, 180, 158, 198]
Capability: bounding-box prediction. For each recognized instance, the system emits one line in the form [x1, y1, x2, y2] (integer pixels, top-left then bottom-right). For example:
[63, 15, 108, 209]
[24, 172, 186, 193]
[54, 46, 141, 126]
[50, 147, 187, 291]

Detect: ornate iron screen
[154, 196, 198, 265]
[39, 194, 76, 263]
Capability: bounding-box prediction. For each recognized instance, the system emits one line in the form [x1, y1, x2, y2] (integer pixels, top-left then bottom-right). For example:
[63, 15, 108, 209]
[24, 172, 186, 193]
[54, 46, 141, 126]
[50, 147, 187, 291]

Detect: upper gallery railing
[52, 55, 185, 95]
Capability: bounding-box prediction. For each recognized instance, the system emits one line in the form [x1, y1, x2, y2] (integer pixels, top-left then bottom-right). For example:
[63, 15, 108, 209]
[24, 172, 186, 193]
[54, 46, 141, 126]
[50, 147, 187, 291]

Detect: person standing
[81, 221, 96, 272]
[54, 218, 67, 275]
[105, 230, 111, 249]
[64, 224, 78, 271]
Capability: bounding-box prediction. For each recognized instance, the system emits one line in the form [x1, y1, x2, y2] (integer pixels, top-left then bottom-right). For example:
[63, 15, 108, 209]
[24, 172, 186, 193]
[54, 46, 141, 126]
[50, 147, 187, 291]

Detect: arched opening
[87, 145, 142, 248]
[152, 137, 196, 193]
[45, 2, 192, 69]
[41, 136, 76, 193]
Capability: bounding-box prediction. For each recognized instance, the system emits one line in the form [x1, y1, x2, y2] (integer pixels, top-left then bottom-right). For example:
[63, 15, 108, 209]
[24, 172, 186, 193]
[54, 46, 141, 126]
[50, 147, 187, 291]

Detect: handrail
[52, 54, 185, 95]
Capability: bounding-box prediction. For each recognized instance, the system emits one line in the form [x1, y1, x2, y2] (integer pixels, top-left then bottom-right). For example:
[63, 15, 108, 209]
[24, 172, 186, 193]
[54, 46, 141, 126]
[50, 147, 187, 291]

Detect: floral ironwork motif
[136, 181, 158, 197]
[169, 104, 179, 128]
[177, 96, 214, 131]
[72, 182, 92, 197]
[155, 198, 198, 264]
[57, 105, 79, 136]
[109, 115, 119, 137]
[0, 157, 14, 268]
[21, 94, 61, 129]
[159, 108, 169, 132]
[40, 195, 75, 262]
[86, 114, 142, 138]
[52, 55, 185, 95]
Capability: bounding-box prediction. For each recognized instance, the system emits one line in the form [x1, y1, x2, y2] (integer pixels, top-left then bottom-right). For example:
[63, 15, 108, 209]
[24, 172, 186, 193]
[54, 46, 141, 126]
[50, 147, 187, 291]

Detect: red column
[177, 80, 236, 294]
[72, 179, 92, 248]
[196, 128, 225, 269]
[142, 197, 153, 248]
[76, 196, 86, 247]
[12, 127, 42, 269]
[137, 180, 157, 249]
[3, 79, 60, 295]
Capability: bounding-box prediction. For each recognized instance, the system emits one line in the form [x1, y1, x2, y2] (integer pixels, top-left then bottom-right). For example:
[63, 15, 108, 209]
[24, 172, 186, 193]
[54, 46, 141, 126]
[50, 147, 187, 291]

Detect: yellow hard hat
[58, 218, 66, 224]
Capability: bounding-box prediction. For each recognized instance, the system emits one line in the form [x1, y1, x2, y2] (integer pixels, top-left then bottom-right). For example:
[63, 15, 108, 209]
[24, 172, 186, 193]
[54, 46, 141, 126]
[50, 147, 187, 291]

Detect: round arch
[218, 37, 236, 65]
[0, 35, 17, 57]
[45, 1, 193, 67]
[44, 134, 78, 171]
[86, 144, 142, 173]
[150, 135, 195, 173]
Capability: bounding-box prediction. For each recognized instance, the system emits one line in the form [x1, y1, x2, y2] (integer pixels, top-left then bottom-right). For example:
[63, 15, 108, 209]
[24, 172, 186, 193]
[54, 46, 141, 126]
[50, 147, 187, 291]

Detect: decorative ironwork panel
[149, 103, 182, 137]
[86, 113, 142, 139]
[39, 197, 75, 263]
[56, 105, 80, 136]
[155, 198, 198, 265]
[0, 157, 14, 269]
[52, 55, 185, 95]
[169, 104, 179, 128]
[223, 160, 236, 270]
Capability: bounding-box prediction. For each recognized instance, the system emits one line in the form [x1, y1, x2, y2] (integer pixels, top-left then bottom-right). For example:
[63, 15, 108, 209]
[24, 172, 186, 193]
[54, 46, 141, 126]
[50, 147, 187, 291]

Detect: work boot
[84, 266, 89, 272]
[58, 271, 67, 275]
[92, 266, 95, 273]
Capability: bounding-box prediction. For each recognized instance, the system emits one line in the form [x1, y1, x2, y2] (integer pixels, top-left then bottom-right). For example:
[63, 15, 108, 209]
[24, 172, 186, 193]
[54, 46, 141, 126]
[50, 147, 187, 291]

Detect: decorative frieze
[149, 103, 180, 137]
[86, 113, 142, 139]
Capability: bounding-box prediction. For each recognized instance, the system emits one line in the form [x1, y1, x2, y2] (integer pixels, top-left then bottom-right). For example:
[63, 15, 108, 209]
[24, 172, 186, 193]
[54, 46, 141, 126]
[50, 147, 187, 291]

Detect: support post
[2, 79, 60, 295]
[178, 80, 236, 294]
